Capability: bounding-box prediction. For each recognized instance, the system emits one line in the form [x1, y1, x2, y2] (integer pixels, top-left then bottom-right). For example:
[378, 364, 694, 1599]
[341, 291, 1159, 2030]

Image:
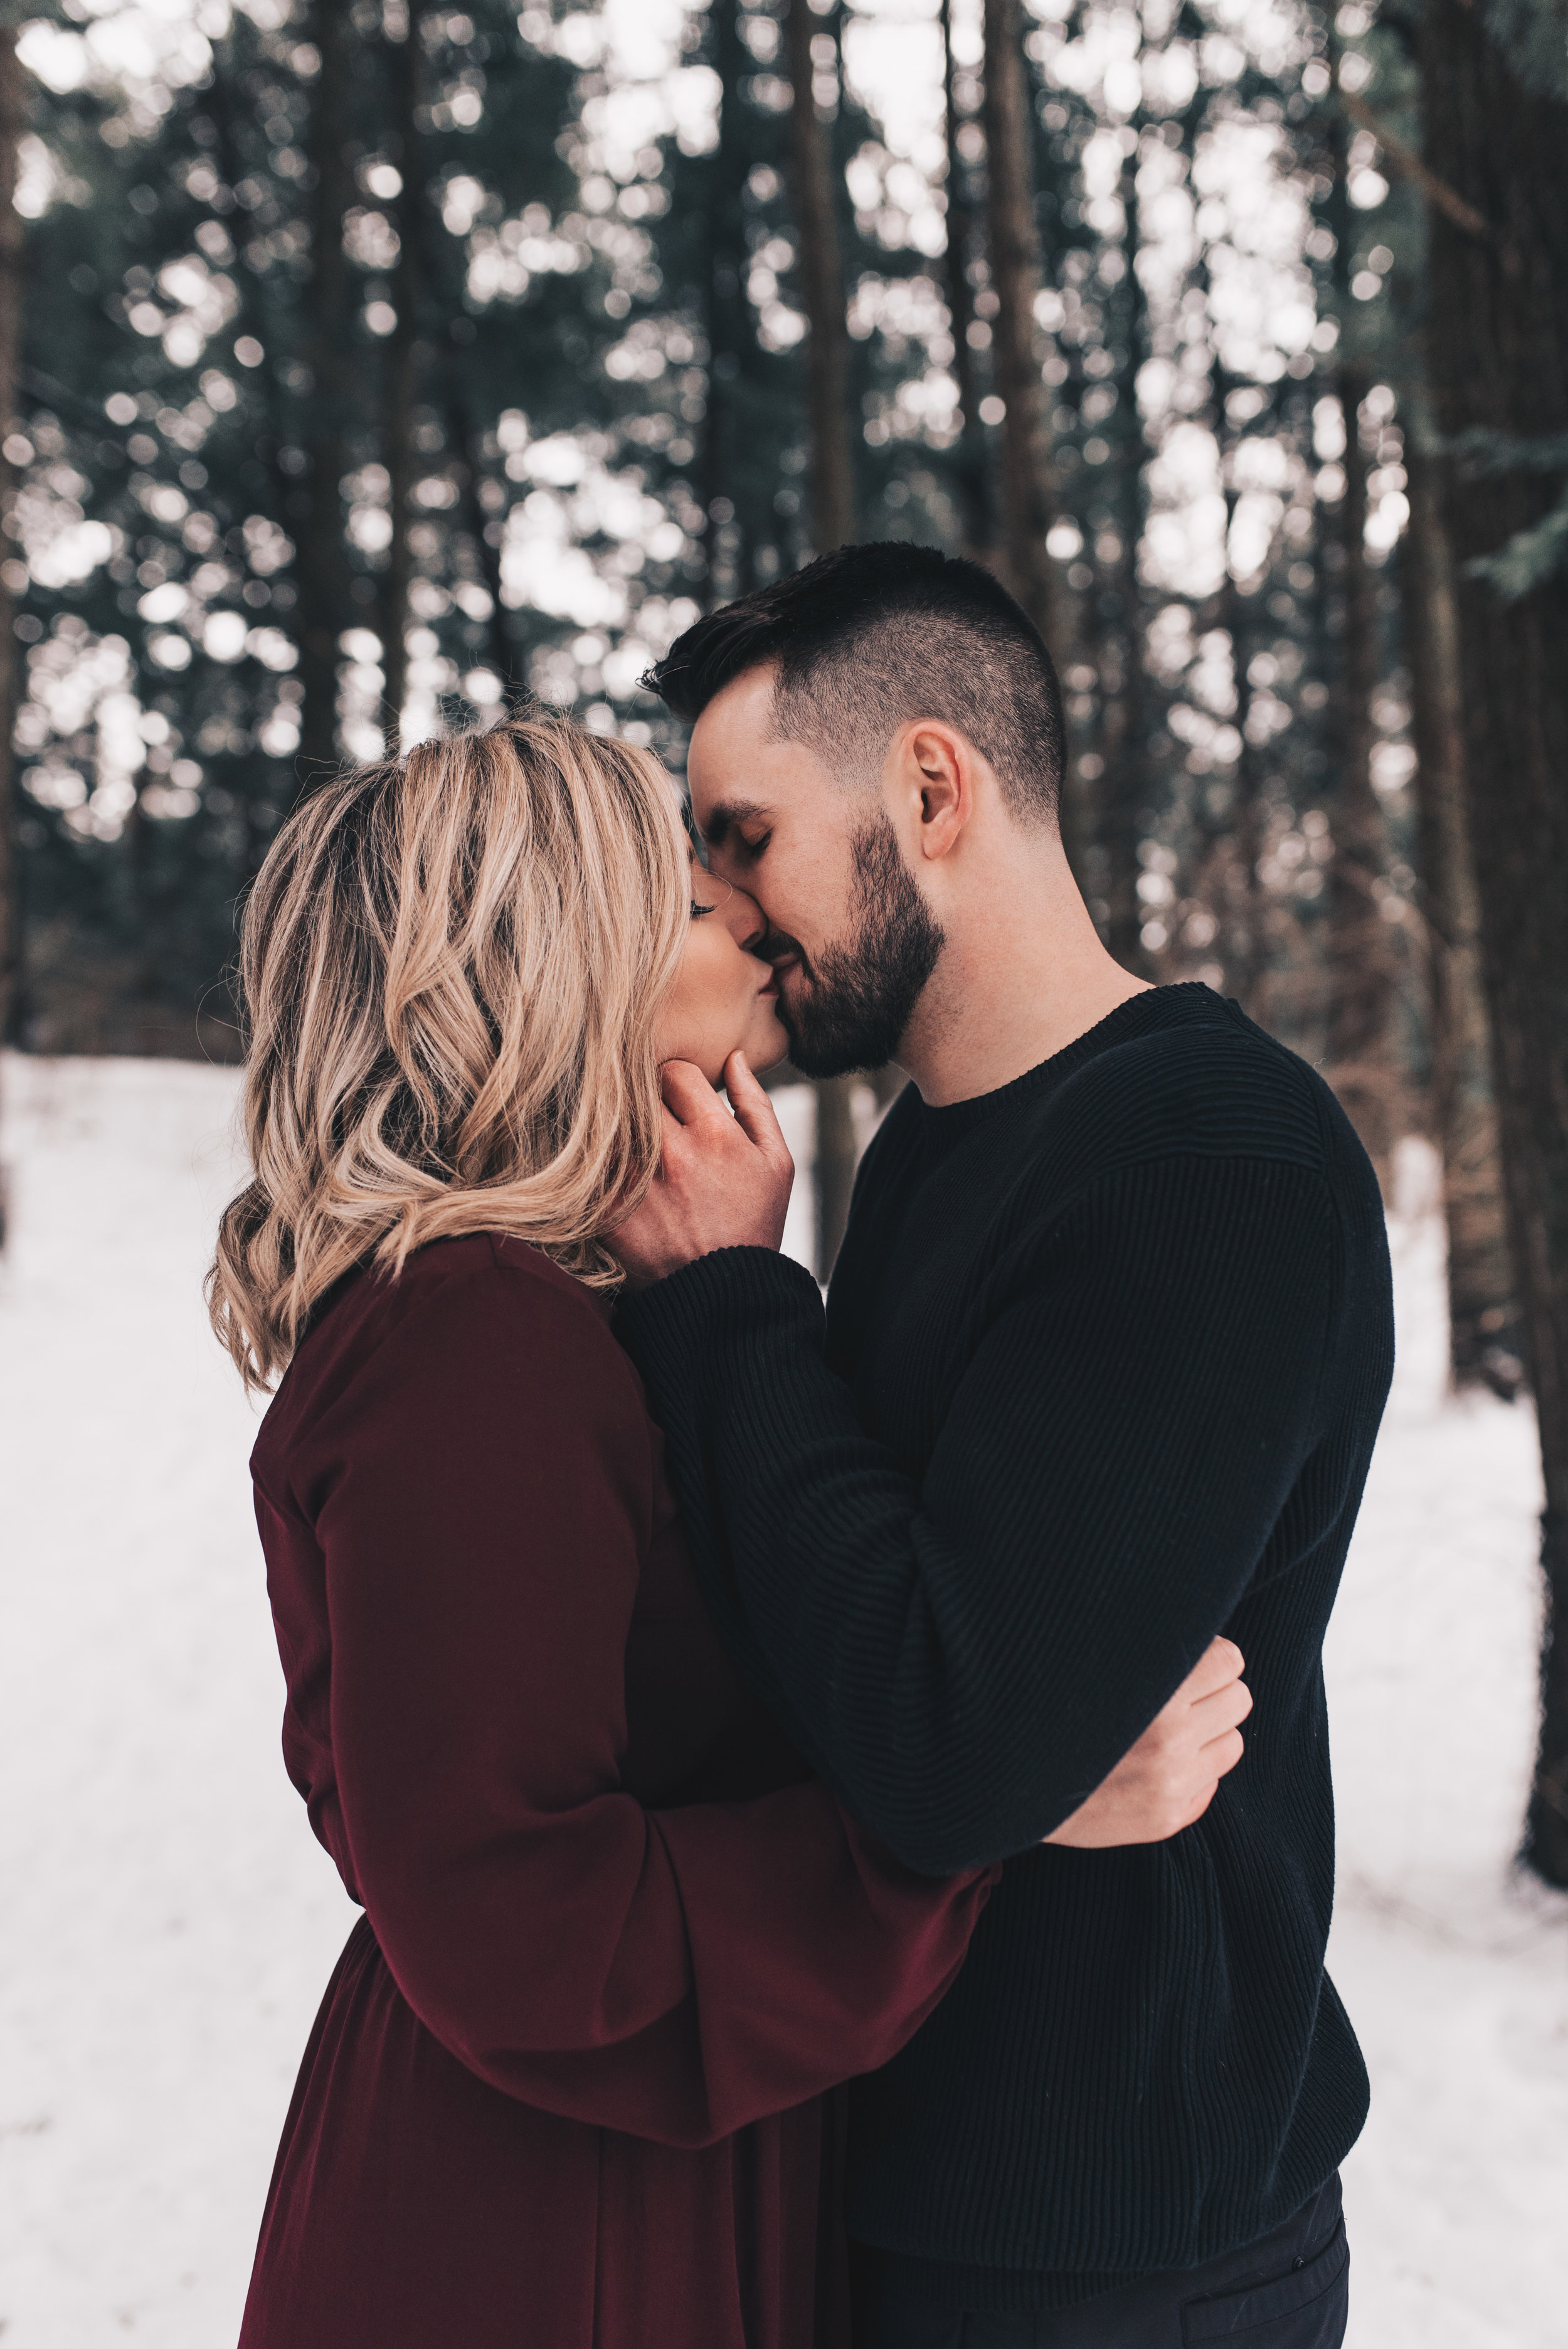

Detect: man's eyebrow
[701, 797, 771, 847]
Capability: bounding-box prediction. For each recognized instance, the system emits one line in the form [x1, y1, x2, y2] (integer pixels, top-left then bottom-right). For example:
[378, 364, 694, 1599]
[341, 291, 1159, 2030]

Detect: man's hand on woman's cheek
[1044, 1637, 1253, 1848]
[608, 1053, 795, 1291]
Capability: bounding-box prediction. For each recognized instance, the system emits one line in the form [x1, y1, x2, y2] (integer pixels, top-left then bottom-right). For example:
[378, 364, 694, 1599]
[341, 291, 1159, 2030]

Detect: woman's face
[654, 853, 790, 1083]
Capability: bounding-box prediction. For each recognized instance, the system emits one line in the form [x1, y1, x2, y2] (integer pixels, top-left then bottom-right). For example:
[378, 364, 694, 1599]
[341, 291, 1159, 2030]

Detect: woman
[209, 715, 1244, 2349]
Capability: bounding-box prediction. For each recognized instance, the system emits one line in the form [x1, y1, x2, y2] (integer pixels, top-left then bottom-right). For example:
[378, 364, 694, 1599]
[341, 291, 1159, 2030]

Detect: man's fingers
[1181, 1636, 1245, 1702]
[1204, 1727, 1247, 1779]
[724, 1053, 793, 1167]
[660, 1059, 731, 1127]
[1193, 1676, 1254, 1738]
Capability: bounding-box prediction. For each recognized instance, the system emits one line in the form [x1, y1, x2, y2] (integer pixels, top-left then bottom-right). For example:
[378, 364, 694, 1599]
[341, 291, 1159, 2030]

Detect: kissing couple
[211, 542, 1392, 2348]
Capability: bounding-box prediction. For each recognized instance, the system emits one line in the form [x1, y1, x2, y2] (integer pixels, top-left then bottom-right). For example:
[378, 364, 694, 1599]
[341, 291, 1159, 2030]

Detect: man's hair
[642, 541, 1066, 825]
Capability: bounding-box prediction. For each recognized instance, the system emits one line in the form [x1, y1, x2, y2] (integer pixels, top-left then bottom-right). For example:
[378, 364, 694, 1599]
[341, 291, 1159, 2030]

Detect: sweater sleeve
[278, 1254, 992, 2148]
[615, 1153, 1340, 1875]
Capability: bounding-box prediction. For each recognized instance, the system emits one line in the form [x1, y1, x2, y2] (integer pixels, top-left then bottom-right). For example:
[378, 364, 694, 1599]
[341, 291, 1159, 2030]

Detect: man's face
[686, 664, 945, 1077]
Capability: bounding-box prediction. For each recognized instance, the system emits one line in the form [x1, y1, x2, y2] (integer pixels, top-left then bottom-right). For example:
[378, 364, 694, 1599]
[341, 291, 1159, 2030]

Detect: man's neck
[896, 861, 1152, 1110]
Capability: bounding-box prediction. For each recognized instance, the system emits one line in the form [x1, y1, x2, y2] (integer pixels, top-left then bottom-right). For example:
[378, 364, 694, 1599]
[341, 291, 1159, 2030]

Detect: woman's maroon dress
[238, 1234, 993, 2349]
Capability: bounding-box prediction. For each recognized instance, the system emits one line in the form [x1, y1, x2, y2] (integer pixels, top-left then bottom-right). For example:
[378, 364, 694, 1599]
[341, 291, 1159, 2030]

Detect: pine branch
[1465, 489, 1568, 603]
[1448, 425, 1568, 476]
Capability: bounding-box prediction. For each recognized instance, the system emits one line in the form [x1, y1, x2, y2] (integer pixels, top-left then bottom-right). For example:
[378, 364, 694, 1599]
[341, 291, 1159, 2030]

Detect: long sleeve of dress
[256, 1246, 992, 2151]
[616, 1154, 1342, 1876]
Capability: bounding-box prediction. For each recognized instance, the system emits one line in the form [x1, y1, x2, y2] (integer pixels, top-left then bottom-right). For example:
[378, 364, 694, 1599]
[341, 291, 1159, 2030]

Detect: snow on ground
[1325, 1147, 1568, 2349]
[1, 1058, 1564, 2348]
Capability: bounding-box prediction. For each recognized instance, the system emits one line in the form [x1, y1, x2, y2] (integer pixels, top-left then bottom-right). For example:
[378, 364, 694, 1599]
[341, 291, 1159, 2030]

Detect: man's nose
[726, 890, 769, 955]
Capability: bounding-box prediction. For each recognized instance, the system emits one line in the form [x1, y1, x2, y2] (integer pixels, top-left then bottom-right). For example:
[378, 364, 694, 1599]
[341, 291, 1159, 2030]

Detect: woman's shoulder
[255, 1236, 643, 1497]
[386, 1230, 618, 1325]
[300, 1232, 617, 1363]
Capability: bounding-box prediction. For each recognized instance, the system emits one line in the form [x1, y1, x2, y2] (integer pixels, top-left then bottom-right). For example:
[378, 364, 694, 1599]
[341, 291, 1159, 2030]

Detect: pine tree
[785, 0, 854, 558]
[1418, 0, 1568, 1884]
[938, 0, 990, 556]
[980, 0, 1068, 665]
[1402, 432, 1518, 1394]
[1318, 33, 1400, 1191]
[9, 2, 588, 1050]
[377, 1, 429, 751]
[783, 0, 859, 1278]
[0, 16, 23, 1068]
[295, 0, 356, 782]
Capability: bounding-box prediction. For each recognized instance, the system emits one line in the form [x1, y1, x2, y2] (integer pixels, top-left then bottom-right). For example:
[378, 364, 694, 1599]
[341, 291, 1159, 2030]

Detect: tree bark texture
[784, 0, 855, 559]
[782, 0, 860, 1278]
[1096, 146, 1154, 967]
[295, 1, 358, 784]
[1321, 379, 1399, 1187]
[1420, 0, 1568, 1884]
[0, 25, 22, 1066]
[1321, 96, 1400, 1190]
[1402, 437, 1518, 1396]
[939, 0, 992, 556]
[0, 22, 19, 1249]
[452, 398, 514, 694]
[699, 0, 750, 606]
[980, 0, 1066, 659]
[1217, 422, 1269, 1022]
[379, 9, 428, 756]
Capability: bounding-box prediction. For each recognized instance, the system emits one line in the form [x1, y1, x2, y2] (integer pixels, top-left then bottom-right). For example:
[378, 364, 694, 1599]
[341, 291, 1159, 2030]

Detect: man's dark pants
[849, 2175, 1348, 2349]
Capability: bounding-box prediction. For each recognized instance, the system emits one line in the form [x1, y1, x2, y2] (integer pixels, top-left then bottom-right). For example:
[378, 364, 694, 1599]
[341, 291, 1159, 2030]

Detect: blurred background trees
[1, 0, 1565, 1879]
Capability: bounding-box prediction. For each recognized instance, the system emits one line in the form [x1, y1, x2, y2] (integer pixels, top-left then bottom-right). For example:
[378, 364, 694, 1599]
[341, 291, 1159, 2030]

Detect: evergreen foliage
[3, 0, 1565, 1877]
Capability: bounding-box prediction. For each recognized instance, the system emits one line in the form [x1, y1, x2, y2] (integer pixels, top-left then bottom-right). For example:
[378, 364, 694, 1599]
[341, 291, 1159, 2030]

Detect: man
[612, 542, 1393, 2346]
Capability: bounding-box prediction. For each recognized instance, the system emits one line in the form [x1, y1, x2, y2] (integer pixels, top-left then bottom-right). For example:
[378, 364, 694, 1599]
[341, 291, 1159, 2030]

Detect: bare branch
[1336, 85, 1496, 246]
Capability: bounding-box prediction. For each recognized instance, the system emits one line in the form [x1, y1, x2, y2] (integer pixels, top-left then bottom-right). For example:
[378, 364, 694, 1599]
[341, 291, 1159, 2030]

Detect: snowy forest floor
[1, 1053, 1564, 2349]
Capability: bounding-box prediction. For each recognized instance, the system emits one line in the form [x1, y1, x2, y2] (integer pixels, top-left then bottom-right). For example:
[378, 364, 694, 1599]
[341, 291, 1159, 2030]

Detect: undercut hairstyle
[644, 541, 1067, 824]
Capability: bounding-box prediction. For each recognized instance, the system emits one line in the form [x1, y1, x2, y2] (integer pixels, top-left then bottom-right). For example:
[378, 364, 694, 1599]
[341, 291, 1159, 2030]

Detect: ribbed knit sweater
[617, 983, 1395, 2311]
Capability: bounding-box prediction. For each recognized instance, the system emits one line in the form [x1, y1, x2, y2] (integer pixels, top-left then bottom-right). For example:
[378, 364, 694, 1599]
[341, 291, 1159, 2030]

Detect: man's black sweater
[617, 984, 1394, 2311]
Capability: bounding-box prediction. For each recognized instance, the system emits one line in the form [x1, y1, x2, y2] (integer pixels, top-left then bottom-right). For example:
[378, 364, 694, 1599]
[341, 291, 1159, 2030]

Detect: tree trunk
[784, 0, 854, 559]
[1097, 142, 1153, 970]
[699, 0, 749, 607]
[1219, 466, 1268, 1020]
[0, 24, 19, 1246]
[783, 0, 859, 1278]
[1321, 374, 1398, 1185]
[939, 0, 991, 555]
[0, 27, 21, 1053]
[295, 1, 358, 783]
[1320, 93, 1400, 1189]
[1402, 436, 1518, 1396]
[452, 399, 514, 696]
[379, 8, 428, 756]
[1420, 0, 1568, 1884]
[979, 0, 1065, 660]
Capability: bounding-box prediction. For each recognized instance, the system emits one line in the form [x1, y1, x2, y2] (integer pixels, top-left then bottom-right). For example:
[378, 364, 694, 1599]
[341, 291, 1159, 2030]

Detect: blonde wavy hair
[207, 712, 690, 1391]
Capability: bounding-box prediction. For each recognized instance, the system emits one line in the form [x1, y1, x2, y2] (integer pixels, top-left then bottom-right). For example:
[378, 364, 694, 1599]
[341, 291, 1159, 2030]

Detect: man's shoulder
[1025, 991, 1375, 1209]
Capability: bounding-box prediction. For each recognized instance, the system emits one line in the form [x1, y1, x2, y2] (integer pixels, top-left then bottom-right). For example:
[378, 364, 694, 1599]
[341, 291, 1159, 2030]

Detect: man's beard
[771, 813, 946, 1078]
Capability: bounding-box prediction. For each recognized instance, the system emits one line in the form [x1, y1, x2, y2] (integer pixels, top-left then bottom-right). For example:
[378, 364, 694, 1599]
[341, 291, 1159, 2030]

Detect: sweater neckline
[914, 982, 1222, 1138]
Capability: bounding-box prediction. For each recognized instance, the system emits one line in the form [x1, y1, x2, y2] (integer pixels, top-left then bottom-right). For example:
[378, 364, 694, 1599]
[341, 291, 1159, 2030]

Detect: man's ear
[901, 721, 976, 862]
